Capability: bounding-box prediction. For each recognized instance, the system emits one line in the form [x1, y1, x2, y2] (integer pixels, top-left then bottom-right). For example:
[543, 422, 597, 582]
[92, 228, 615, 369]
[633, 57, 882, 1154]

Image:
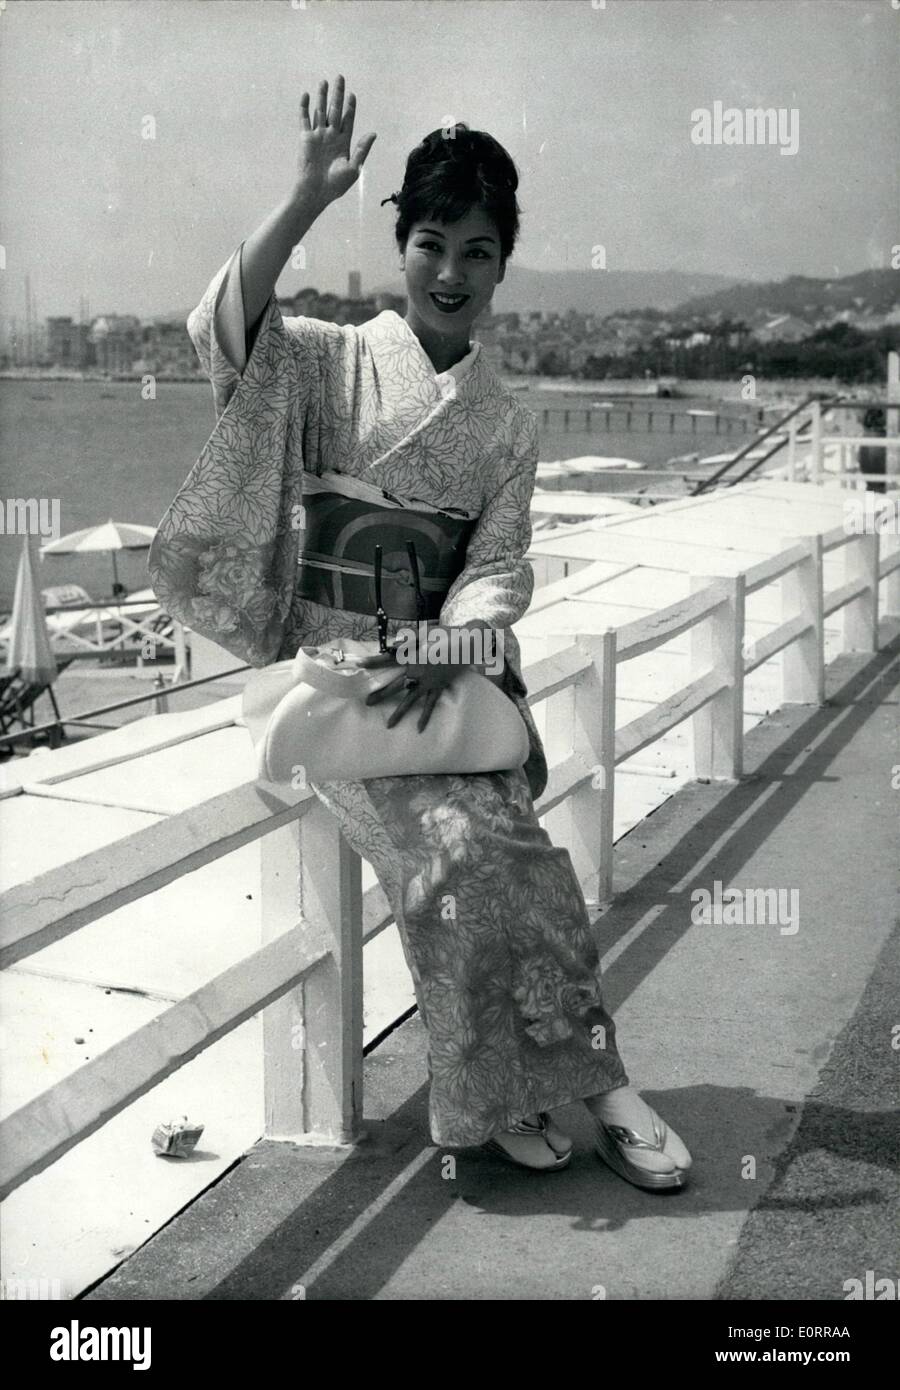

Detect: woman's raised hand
[295, 76, 376, 208]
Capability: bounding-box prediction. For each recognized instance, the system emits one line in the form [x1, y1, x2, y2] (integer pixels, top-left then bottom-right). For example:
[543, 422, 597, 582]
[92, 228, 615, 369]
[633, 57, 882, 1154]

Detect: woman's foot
[482, 1112, 573, 1171]
[584, 1087, 692, 1189]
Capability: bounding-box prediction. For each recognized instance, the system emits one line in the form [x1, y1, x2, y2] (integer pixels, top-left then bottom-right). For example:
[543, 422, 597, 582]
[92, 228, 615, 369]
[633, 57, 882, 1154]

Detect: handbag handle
[290, 643, 385, 698]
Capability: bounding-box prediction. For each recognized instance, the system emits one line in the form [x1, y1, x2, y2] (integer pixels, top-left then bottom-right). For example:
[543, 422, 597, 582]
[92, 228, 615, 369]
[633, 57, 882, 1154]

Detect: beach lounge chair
[0, 657, 75, 748]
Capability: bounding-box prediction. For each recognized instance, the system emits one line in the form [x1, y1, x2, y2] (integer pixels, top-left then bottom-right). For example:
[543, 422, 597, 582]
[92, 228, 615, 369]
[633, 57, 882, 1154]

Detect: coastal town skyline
[5, 259, 896, 383]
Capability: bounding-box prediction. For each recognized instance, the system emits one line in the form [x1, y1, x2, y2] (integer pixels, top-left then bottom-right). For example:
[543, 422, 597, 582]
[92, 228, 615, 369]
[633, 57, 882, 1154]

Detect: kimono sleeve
[438, 408, 538, 632]
[148, 246, 331, 667]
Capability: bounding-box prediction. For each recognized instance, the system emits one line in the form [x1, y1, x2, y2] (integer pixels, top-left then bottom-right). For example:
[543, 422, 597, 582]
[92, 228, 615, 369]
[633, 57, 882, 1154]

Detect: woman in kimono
[149, 77, 692, 1189]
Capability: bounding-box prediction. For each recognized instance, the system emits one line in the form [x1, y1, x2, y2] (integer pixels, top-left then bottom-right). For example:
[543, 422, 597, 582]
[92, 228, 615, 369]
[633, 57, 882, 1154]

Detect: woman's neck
[403, 312, 471, 375]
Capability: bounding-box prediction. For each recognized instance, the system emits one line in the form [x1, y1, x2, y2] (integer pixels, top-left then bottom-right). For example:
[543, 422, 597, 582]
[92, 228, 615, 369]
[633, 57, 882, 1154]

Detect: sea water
[0, 378, 762, 608]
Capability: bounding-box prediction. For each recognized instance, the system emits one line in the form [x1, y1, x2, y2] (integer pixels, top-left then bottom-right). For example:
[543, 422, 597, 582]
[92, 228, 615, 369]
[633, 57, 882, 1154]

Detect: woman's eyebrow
[417, 228, 498, 243]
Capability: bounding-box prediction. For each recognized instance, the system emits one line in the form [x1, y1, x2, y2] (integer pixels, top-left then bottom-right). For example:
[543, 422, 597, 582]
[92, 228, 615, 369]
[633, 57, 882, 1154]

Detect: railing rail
[0, 599, 188, 667]
[691, 395, 818, 495]
[699, 363, 900, 494]
[1, 491, 898, 1203]
[0, 663, 250, 749]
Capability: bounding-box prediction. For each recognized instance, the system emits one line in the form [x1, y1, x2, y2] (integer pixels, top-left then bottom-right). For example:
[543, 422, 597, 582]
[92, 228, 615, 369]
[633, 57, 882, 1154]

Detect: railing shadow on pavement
[595, 633, 900, 1014]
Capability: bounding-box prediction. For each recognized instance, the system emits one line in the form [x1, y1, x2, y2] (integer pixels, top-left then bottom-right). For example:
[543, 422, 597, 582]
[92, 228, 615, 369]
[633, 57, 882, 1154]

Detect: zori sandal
[483, 1112, 572, 1171]
[593, 1108, 691, 1191]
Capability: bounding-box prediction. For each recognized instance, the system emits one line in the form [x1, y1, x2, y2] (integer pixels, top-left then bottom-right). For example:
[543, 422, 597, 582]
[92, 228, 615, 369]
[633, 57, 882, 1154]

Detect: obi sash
[295, 474, 477, 620]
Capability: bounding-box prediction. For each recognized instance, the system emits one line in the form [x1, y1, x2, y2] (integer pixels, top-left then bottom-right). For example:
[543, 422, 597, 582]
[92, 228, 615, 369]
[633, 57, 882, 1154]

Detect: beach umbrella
[40, 519, 157, 594]
[5, 536, 58, 682]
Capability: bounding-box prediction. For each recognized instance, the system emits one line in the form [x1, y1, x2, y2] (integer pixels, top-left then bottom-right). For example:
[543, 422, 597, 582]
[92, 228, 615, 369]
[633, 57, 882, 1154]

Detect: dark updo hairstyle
[381, 123, 521, 263]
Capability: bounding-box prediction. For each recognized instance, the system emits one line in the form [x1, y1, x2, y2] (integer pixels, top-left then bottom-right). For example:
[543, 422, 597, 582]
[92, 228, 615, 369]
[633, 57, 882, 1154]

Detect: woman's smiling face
[402, 206, 506, 340]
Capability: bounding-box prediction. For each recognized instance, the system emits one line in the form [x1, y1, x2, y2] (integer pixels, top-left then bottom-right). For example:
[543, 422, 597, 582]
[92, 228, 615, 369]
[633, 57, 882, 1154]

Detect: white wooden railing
[769, 400, 900, 489]
[0, 597, 188, 672]
[1, 502, 898, 1203]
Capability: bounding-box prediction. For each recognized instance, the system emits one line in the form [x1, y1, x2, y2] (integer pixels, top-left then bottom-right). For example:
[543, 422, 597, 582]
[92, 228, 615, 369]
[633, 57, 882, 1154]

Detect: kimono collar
[372, 310, 482, 391]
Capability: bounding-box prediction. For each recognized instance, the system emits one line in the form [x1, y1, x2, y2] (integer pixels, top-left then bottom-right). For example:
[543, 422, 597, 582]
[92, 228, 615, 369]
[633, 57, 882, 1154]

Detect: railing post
[883, 506, 900, 618]
[261, 797, 363, 1144]
[887, 350, 900, 479]
[787, 422, 797, 481]
[575, 629, 617, 907]
[842, 532, 879, 653]
[541, 665, 577, 869]
[689, 574, 744, 780]
[173, 621, 190, 682]
[152, 671, 169, 713]
[810, 400, 823, 484]
[782, 535, 825, 704]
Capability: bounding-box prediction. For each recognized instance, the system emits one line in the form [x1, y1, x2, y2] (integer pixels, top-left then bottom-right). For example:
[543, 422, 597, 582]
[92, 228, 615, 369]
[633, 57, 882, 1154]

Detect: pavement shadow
[595, 636, 899, 1016]
[202, 1076, 897, 1299]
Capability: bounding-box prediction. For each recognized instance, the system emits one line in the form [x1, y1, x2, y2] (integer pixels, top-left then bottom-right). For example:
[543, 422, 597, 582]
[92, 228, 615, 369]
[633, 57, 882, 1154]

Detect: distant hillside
[670, 268, 899, 324]
[374, 266, 740, 316]
[163, 266, 898, 328]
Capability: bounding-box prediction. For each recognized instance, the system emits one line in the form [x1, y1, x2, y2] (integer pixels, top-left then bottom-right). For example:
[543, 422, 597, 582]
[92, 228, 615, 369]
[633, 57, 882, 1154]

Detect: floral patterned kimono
[149, 245, 628, 1147]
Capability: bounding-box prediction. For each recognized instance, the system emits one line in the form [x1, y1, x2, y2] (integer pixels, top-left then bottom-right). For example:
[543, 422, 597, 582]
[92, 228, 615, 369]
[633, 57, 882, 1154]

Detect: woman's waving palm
[296, 75, 376, 207]
[239, 74, 375, 331]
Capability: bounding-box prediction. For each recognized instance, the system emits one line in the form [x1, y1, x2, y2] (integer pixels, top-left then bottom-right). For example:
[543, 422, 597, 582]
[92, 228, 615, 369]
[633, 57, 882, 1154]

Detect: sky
[0, 0, 897, 320]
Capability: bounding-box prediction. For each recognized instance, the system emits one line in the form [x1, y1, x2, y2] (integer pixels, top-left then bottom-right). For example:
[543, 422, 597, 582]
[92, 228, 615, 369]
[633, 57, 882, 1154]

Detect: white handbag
[241, 636, 530, 784]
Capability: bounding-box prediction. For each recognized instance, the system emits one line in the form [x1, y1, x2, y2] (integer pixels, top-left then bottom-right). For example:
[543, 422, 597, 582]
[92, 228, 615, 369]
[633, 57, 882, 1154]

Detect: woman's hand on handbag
[360, 621, 506, 732]
[363, 650, 464, 732]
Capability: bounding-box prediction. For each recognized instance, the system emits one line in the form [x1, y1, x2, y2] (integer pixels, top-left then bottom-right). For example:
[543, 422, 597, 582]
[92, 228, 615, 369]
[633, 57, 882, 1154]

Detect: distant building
[348, 270, 362, 300]
[142, 319, 198, 376]
[754, 314, 810, 344]
[46, 316, 91, 368]
[277, 285, 390, 326]
[90, 315, 142, 373]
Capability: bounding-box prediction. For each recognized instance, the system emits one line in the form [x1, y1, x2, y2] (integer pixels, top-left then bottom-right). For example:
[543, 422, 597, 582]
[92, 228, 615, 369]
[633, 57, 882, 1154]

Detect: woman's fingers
[386, 686, 421, 729]
[313, 78, 328, 129]
[341, 90, 356, 138]
[365, 671, 407, 703]
[299, 91, 312, 132]
[417, 687, 441, 732]
[352, 132, 377, 171]
[327, 74, 344, 127]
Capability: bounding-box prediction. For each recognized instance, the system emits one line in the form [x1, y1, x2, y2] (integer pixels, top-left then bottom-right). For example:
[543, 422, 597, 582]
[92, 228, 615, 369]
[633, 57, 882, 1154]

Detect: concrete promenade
[86, 632, 900, 1302]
